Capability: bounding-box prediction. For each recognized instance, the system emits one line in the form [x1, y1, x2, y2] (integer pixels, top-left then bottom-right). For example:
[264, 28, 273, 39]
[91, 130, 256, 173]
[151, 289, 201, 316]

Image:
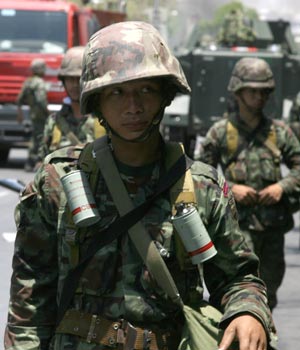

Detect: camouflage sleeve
[33, 78, 48, 112]
[4, 165, 61, 350]
[192, 162, 275, 336]
[275, 121, 300, 193]
[16, 81, 29, 106]
[37, 114, 56, 161]
[197, 121, 225, 168]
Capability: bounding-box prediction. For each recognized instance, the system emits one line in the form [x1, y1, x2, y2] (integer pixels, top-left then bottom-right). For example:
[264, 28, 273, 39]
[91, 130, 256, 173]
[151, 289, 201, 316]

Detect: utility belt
[56, 309, 178, 350]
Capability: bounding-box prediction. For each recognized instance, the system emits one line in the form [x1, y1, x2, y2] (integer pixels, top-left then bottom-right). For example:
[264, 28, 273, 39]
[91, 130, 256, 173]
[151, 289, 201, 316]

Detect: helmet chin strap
[103, 101, 167, 143]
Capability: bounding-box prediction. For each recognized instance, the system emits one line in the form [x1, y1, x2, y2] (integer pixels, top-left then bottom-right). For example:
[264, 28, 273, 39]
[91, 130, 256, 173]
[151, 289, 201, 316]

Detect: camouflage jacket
[5, 140, 275, 349]
[198, 112, 300, 231]
[38, 102, 104, 161]
[217, 12, 255, 47]
[16, 75, 48, 120]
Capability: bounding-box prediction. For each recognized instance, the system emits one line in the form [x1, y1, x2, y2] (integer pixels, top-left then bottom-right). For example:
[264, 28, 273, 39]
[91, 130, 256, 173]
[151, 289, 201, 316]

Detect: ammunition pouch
[239, 201, 294, 233]
[56, 309, 179, 350]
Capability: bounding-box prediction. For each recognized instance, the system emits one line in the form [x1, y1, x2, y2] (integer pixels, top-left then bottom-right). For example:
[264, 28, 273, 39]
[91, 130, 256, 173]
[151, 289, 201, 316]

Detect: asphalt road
[0, 148, 299, 349]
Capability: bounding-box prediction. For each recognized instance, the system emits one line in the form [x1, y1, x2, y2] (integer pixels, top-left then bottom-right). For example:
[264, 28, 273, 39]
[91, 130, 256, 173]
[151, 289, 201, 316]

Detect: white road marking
[2, 233, 16, 243]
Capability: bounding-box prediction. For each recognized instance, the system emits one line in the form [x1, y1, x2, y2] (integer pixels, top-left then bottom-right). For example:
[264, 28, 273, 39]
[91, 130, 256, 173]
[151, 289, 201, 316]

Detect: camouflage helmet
[80, 21, 191, 114]
[228, 57, 275, 92]
[30, 58, 46, 75]
[58, 46, 85, 80]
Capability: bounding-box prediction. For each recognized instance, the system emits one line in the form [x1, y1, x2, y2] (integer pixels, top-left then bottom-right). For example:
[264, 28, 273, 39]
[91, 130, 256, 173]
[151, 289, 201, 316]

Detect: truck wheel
[0, 147, 10, 164]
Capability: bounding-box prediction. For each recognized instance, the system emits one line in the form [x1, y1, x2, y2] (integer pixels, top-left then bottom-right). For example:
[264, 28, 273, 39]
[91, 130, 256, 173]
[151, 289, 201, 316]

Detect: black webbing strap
[56, 150, 193, 326]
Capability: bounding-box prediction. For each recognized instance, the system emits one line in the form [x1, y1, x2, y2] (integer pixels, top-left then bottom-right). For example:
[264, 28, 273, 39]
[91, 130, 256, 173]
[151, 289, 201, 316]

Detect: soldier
[197, 57, 300, 311]
[217, 9, 256, 47]
[37, 46, 106, 163]
[16, 58, 49, 171]
[5, 23, 277, 350]
[288, 91, 300, 141]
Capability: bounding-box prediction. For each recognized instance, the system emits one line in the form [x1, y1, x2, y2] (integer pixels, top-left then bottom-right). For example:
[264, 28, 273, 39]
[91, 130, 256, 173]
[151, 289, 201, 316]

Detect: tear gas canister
[172, 204, 217, 264]
[61, 170, 100, 227]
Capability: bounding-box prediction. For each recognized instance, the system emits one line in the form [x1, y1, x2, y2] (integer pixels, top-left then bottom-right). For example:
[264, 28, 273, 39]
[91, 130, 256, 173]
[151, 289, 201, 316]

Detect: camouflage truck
[161, 19, 300, 156]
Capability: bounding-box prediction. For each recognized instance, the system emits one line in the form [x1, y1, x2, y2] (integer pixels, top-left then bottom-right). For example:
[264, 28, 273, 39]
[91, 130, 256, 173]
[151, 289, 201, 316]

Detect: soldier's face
[97, 78, 163, 141]
[64, 77, 80, 102]
[236, 88, 270, 114]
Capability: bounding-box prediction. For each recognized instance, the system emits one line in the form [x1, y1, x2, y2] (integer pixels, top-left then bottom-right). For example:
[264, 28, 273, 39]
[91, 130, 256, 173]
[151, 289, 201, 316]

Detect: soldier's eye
[111, 88, 122, 95]
[141, 85, 159, 94]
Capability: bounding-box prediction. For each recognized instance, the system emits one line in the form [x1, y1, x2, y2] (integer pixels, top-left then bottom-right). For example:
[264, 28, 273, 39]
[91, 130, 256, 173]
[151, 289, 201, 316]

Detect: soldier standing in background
[5, 23, 277, 350]
[37, 46, 106, 164]
[16, 58, 49, 171]
[217, 9, 256, 47]
[197, 57, 300, 311]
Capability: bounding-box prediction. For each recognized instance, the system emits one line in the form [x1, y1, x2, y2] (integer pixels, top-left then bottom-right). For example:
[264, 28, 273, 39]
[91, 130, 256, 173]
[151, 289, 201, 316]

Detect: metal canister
[172, 204, 217, 264]
[61, 170, 100, 227]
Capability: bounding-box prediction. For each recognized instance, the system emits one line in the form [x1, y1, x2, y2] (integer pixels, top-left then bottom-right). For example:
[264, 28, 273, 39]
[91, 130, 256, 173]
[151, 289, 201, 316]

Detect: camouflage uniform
[17, 59, 48, 167]
[5, 23, 276, 350]
[198, 57, 300, 310]
[5, 143, 276, 350]
[38, 100, 103, 161]
[217, 9, 256, 47]
[288, 91, 300, 140]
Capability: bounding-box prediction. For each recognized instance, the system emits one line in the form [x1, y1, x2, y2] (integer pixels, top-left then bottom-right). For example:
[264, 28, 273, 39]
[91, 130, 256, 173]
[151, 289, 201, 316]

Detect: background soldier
[16, 58, 49, 171]
[197, 57, 300, 311]
[5, 23, 276, 350]
[37, 46, 106, 164]
[217, 9, 256, 47]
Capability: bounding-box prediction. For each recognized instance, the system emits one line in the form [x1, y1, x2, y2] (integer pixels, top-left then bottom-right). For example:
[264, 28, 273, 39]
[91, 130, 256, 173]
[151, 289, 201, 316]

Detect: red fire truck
[0, 0, 125, 162]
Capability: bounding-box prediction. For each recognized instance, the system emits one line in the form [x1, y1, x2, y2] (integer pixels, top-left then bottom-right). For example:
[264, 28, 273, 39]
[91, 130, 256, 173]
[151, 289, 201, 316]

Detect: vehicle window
[88, 15, 100, 39]
[0, 9, 67, 53]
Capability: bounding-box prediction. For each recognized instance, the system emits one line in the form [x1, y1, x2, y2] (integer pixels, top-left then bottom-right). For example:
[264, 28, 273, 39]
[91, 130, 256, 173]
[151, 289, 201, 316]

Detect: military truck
[162, 19, 300, 156]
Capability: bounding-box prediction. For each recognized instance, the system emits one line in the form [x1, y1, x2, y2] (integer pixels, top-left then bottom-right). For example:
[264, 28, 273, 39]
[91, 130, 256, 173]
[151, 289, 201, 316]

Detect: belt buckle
[122, 320, 137, 350]
[86, 314, 99, 343]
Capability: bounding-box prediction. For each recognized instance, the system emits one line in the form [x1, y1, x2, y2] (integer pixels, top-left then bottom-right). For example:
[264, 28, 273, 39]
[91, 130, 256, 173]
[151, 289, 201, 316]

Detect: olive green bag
[178, 301, 281, 350]
[178, 302, 225, 350]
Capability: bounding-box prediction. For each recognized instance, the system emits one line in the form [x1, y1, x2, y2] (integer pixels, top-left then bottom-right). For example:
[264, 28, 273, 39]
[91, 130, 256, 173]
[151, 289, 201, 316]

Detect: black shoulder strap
[56, 140, 193, 326]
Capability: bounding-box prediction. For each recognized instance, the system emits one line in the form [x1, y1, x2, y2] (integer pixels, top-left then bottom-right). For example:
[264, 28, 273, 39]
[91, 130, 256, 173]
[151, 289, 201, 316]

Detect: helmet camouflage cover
[30, 58, 46, 75]
[80, 21, 191, 114]
[58, 46, 86, 80]
[228, 57, 275, 92]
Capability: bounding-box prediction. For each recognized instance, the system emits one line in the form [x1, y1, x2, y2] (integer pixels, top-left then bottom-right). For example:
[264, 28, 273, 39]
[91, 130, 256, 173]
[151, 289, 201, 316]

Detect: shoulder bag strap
[56, 138, 191, 325]
[93, 137, 184, 307]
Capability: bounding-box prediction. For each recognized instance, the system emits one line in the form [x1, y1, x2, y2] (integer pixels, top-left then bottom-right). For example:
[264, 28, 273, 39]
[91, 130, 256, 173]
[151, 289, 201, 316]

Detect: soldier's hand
[218, 314, 267, 350]
[258, 183, 283, 205]
[231, 184, 258, 206]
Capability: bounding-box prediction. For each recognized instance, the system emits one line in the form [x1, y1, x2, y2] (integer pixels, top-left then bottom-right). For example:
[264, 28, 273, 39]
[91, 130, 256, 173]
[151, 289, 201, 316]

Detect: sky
[243, 0, 300, 20]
